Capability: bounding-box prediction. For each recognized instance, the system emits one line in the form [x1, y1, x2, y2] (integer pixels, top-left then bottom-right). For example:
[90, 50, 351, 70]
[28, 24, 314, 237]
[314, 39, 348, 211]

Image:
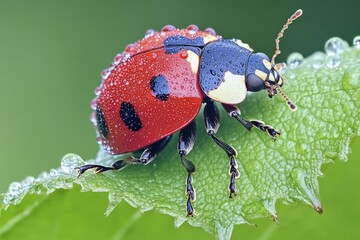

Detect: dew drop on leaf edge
[324, 37, 349, 56]
[61, 154, 84, 175]
[287, 52, 304, 68]
[353, 35, 360, 48]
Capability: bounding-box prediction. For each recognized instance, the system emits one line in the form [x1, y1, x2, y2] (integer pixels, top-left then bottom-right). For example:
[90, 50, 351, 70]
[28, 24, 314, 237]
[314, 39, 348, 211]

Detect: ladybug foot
[76, 164, 114, 177]
[229, 156, 240, 198]
[186, 173, 196, 217]
[76, 159, 130, 177]
[250, 120, 281, 140]
[222, 104, 280, 139]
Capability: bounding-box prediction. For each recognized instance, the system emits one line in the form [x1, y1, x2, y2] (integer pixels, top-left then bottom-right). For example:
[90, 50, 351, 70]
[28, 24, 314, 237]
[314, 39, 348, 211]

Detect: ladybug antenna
[276, 84, 297, 111]
[271, 9, 303, 65]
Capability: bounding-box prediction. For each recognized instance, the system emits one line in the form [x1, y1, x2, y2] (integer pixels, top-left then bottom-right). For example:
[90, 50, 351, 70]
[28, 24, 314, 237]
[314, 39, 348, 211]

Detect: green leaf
[1, 44, 360, 240]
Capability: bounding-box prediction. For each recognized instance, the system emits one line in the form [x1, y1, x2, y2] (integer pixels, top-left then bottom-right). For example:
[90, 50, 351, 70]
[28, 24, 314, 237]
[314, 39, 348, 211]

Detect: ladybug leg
[204, 100, 240, 198]
[178, 121, 196, 217]
[77, 136, 172, 176]
[222, 104, 281, 140]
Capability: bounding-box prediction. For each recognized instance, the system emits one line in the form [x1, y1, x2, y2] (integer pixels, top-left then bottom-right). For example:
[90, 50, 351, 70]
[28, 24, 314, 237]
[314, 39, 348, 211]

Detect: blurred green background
[0, 0, 359, 239]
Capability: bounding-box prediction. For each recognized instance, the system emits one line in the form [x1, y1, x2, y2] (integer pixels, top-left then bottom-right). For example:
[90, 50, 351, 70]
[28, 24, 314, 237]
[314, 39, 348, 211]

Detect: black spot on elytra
[96, 105, 108, 138]
[150, 74, 169, 101]
[120, 102, 143, 131]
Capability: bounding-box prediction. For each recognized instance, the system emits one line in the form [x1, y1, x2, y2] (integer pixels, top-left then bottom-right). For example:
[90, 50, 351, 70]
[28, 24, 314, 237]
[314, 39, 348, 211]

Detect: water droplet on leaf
[61, 154, 84, 175]
[326, 56, 340, 68]
[353, 35, 360, 48]
[21, 176, 35, 189]
[310, 52, 326, 69]
[324, 37, 348, 56]
[287, 52, 304, 68]
[8, 182, 22, 195]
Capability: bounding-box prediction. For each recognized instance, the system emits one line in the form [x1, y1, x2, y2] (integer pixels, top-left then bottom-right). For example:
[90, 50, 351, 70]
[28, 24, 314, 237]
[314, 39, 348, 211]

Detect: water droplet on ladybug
[186, 24, 198, 34]
[125, 43, 136, 53]
[179, 51, 188, 59]
[95, 87, 102, 95]
[145, 29, 156, 38]
[161, 25, 176, 32]
[286, 52, 303, 68]
[353, 35, 360, 48]
[204, 27, 216, 35]
[123, 53, 131, 61]
[108, 63, 116, 72]
[151, 52, 157, 59]
[90, 99, 97, 110]
[113, 53, 123, 63]
[101, 69, 110, 79]
[96, 136, 104, 144]
[186, 24, 199, 31]
[324, 37, 348, 56]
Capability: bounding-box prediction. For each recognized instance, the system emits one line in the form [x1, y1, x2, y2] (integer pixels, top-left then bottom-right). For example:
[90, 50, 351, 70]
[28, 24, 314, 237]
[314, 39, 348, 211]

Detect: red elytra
[95, 29, 220, 154]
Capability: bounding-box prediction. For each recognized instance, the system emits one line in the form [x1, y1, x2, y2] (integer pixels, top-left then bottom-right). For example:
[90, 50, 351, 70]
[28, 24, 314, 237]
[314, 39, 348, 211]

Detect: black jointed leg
[204, 100, 240, 198]
[77, 135, 172, 177]
[178, 121, 197, 216]
[222, 104, 281, 140]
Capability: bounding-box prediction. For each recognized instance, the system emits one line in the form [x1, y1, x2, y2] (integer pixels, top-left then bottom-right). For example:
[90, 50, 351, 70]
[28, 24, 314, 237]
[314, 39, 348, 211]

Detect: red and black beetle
[78, 10, 302, 216]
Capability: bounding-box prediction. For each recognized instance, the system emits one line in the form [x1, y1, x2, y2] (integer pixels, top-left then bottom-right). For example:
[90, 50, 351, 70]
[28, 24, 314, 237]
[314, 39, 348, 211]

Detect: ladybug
[78, 9, 303, 216]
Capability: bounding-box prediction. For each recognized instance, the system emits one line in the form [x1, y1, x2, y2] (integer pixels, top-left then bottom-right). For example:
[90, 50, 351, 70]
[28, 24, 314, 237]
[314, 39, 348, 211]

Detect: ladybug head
[245, 9, 302, 111]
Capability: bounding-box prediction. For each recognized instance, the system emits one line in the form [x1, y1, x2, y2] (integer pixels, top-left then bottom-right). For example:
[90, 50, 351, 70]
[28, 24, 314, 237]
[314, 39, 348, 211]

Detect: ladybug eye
[246, 74, 265, 92]
[257, 52, 270, 61]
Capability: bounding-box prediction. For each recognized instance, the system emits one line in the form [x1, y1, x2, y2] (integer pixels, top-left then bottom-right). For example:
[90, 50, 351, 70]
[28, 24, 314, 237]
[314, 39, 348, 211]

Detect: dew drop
[186, 24, 198, 34]
[324, 37, 349, 56]
[145, 29, 156, 38]
[113, 53, 123, 63]
[61, 154, 84, 175]
[9, 182, 22, 195]
[37, 171, 49, 181]
[3, 181, 24, 205]
[49, 168, 58, 177]
[90, 111, 97, 125]
[96, 136, 104, 144]
[108, 63, 116, 72]
[326, 56, 340, 68]
[101, 69, 110, 79]
[90, 98, 97, 110]
[94, 87, 102, 96]
[353, 35, 360, 48]
[204, 27, 216, 35]
[161, 25, 176, 32]
[123, 53, 131, 62]
[22, 176, 36, 190]
[125, 43, 136, 53]
[286, 52, 303, 68]
[179, 51, 188, 59]
[310, 51, 325, 69]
